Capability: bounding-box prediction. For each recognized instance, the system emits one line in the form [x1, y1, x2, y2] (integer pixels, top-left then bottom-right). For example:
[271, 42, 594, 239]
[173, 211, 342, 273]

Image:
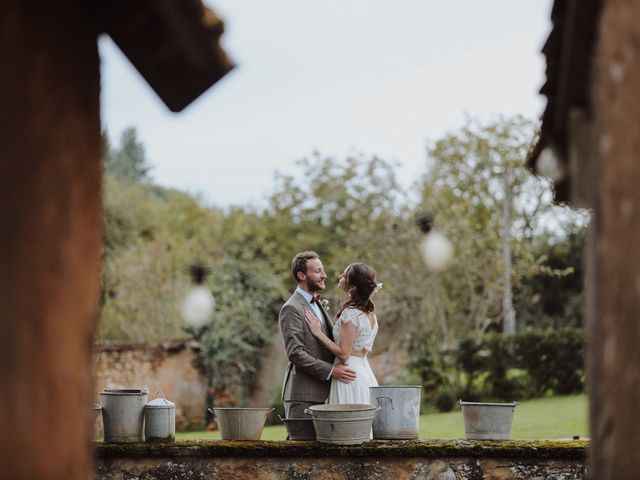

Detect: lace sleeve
[339, 308, 360, 326]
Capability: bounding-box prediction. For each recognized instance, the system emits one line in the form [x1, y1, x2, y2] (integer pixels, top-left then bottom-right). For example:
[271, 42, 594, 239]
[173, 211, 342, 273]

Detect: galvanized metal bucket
[459, 400, 517, 440]
[278, 415, 316, 441]
[144, 391, 175, 443]
[370, 385, 422, 439]
[100, 388, 148, 443]
[209, 407, 274, 440]
[305, 404, 379, 445]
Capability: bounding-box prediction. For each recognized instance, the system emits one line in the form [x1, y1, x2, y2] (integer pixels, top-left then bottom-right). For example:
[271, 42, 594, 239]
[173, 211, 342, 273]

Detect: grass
[175, 393, 588, 441]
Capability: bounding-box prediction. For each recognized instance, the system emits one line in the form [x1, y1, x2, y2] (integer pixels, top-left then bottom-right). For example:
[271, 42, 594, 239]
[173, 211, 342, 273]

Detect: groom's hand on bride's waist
[332, 364, 357, 383]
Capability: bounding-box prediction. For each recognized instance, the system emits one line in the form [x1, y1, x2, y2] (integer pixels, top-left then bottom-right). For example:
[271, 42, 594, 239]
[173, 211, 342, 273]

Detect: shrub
[546, 328, 585, 394]
[411, 328, 585, 404]
[456, 386, 482, 403]
[514, 330, 555, 396]
[482, 334, 510, 398]
[434, 388, 457, 412]
[455, 338, 485, 394]
[514, 328, 585, 396]
[408, 347, 449, 396]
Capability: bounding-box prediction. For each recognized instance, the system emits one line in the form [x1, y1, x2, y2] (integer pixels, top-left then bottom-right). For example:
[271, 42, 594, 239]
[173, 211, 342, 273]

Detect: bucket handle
[376, 396, 395, 410]
[304, 408, 313, 416]
[207, 407, 276, 419]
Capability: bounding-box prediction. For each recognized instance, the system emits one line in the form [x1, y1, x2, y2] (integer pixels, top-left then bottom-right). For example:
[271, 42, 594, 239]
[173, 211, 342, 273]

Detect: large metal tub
[459, 400, 517, 440]
[370, 385, 422, 439]
[210, 408, 273, 440]
[100, 388, 148, 443]
[305, 404, 378, 445]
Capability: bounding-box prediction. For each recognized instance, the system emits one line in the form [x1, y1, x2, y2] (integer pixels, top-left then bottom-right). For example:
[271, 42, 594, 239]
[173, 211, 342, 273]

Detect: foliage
[455, 338, 484, 395]
[100, 172, 284, 404]
[434, 388, 457, 412]
[417, 116, 585, 346]
[100, 174, 222, 340]
[515, 227, 587, 329]
[249, 151, 426, 347]
[409, 345, 449, 396]
[104, 127, 152, 183]
[412, 328, 585, 402]
[515, 328, 585, 396]
[192, 257, 285, 405]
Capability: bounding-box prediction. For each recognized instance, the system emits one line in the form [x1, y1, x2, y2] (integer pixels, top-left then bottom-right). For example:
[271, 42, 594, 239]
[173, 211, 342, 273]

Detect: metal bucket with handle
[208, 407, 274, 440]
[370, 385, 422, 439]
[304, 404, 379, 445]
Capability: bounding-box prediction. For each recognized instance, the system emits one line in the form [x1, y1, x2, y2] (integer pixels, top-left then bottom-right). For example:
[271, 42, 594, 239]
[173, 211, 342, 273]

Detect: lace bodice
[333, 308, 378, 353]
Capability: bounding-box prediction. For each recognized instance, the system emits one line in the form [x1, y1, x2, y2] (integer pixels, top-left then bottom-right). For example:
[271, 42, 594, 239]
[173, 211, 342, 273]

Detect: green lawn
[176, 394, 588, 441]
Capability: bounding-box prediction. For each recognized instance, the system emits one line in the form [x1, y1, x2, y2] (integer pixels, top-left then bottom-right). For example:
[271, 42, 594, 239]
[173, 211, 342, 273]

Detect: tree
[515, 225, 587, 329]
[104, 127, 151, 182]
[417, 116, 586, 345]
[259, 152, 426, 347]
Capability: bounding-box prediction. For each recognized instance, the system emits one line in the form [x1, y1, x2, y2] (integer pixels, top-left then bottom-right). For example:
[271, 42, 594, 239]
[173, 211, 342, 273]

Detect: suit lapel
[295, 291, 333, 339]
[320, 303, 334, 339]
[293, 291, 308, 313]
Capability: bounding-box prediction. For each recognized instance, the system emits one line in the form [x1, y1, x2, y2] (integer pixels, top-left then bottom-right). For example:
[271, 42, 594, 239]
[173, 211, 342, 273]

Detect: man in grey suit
[279, 251, 357, 418]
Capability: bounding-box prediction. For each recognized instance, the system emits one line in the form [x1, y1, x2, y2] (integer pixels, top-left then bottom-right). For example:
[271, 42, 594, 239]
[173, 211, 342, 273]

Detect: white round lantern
[181, 285, 215, 328]
[420, 230, 454, 272]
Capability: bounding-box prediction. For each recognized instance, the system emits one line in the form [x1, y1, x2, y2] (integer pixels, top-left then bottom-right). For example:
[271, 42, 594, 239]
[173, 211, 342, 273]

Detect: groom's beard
[307, 279, 325, 293]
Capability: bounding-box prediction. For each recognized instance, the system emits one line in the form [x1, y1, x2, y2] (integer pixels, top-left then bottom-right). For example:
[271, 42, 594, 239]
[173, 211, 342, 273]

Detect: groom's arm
[279, 304, 333, 381]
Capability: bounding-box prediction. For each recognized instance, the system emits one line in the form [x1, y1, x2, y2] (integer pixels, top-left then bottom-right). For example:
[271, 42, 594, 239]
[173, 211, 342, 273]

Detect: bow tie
[310, 295, 321, 304]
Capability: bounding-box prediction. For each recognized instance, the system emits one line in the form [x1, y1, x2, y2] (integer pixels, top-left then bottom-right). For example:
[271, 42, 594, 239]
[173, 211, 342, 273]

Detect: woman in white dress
[304, 263, 379, 405]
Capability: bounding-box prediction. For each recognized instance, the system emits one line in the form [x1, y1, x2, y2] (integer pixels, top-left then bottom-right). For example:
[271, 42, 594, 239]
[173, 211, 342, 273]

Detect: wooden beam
[95, 0, 234, 112]
[0, 2, 102, 478]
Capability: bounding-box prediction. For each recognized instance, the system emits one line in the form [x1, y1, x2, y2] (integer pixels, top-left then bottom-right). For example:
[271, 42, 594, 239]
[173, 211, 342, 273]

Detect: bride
[304, 263, 380, 404]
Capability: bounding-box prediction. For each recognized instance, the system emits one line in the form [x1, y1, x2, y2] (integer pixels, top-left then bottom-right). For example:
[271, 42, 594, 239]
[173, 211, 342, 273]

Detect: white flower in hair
[373, 282, 383, 293]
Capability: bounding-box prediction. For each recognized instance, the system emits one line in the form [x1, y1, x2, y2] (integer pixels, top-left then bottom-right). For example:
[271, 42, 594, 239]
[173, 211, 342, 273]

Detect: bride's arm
[304, 309, 354, 363]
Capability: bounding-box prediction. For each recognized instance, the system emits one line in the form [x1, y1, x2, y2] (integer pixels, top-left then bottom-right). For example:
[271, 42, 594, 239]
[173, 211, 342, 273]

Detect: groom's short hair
[292, 251, 320, 283]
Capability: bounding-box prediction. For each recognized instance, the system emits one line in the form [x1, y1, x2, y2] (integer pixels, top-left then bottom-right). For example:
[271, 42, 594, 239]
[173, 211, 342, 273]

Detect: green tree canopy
[104, 127, 152, 183]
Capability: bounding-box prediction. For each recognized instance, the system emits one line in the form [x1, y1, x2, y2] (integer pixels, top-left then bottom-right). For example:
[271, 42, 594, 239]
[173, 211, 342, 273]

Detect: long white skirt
[328, 356, 379, 405]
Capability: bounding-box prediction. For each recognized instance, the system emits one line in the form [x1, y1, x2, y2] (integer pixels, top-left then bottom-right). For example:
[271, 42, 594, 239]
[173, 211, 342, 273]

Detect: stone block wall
[95, 439, 589, 479]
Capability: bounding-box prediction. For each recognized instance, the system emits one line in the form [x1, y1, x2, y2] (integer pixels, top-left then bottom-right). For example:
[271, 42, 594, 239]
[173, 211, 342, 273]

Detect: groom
[279, 250, 356, 418]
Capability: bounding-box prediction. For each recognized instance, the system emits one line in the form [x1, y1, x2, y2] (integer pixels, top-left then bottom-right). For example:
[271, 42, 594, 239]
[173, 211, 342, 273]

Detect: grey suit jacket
[279, 291, 335, 402]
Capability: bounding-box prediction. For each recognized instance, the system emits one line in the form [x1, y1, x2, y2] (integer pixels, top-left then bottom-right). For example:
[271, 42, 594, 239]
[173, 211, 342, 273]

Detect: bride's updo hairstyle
[336, 263, 377, 318]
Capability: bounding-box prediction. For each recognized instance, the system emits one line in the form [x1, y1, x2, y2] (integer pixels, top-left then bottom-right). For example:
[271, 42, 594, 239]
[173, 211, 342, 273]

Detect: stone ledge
[95, 439, 589, 459]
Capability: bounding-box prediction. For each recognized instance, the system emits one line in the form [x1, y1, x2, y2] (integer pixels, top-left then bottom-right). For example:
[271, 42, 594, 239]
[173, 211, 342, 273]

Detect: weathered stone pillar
[0, 1, 101, 478]
[588, 0, 640, 477]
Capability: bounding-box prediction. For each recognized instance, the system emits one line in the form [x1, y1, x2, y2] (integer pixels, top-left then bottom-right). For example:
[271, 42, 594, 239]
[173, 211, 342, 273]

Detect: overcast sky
[99, 0, 553, 208]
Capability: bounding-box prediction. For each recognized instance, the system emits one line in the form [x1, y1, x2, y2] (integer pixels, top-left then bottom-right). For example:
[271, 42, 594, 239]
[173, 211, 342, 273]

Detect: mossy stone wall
[96, 439, 589, 479]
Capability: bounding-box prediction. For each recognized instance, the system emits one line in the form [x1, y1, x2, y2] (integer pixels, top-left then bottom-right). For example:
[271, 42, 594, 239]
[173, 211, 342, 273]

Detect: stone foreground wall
[96, 440, 588, 480]
[93, 341, 206, 430]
